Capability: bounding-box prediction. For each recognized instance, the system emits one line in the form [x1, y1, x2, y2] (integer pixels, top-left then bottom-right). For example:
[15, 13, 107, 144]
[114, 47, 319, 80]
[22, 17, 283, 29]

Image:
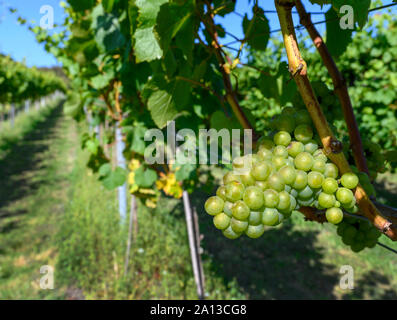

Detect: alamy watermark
[339, 265, 354, 290]
[40, 5, 54, 30]
[40, 265, 54, 289]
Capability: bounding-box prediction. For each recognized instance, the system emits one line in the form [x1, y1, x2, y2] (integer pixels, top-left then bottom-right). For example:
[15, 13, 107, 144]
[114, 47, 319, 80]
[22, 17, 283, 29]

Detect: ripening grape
[295, 110, 312, 126]
[243, 186, 264, 210]
[263, 189, 279, 208]
[230, 218, 249, 233]
[313, 149, 327, 162]
[273, 145, 289, 158]
[274, 131, 292, 146]
[341, 172, 359, 189]
[311, 159, 326, 173]
[225, 181, 245, 202]
[322, 177, 338, 194]
[223, 201, 233, 217]
[325, 207, 343, 224]
[245, 224, 265, 239]
[223, 171, 241, 184]
[231, 200, 250, 220]
[304, 140, 318, 154]
[336, 187, 354, 205]
[277, 191, 291, 211]
[216, 186, 227, 200]
[307, 171, 324, 189]
[267, 172, 285, 192]
[239, 171, 256, 186]
[273, 155, 287, 170]
[318, 192, 336, 208]
[324, 163, 339, 179]
[205, 196, 224, 215]
[222, 226, 241, 239]
[294, 152, 314, 171]
[279, 165, 297, 185]
[258, 138, 274, 151]
[294, 124, 313, 143]
[251, 162, 271, 181]
[298, 185, 314, 200]
[213, 213, 231, 230]
[257, 148, 273, 160]
[262, 208, 280, 226]
[249, 211, 262, 226]
[255, 180, 268, 191]
[287, 141, 305, 157]
[292, 170, 308, 190]
[275, 114, 295, 133]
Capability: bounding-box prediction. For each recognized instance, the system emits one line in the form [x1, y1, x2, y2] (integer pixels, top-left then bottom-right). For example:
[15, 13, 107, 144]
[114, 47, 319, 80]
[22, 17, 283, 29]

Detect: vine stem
[274, 0, 396, 241]
[295, 0, 369, 175]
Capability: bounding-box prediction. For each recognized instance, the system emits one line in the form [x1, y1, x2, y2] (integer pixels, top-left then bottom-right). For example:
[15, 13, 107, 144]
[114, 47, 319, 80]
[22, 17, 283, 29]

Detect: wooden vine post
[274, 0, 396, 241]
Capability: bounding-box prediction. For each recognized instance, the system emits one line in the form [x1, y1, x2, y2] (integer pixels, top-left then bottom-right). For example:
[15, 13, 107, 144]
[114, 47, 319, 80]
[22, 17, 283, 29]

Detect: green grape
[257, 148, 273, 160]
[263, 189, 279, 208]
[342, 197, 356, 209]
[344, 204, 359, 214]
[223, 171, 241, 184]
[290, 188, 298, 198]
[324, 163, 339, 179]
[222, 226, 242, 239]
[280, 194, 297, 215]
[334, 200, 341, 208]
[267, 172, 285, 192]
[249, 211, 262, 226]
[351, 242, 365, 253]
[344, 225, 357, 239]
[311, 159, 326, 173]
[274, 131, 292, 146]
[225, 181, 245, 202]
[341, 172, 359, 189]
[304, 140, 318, 154]
[336, 187, 354, 205]
[243, 186, 264, 210]
[298, 185, 314, 199]
[262, 208, 280, 226]
[294, 152, 314, 171]
[273, 145, 288, 158]
[292, 170, 308, 190]
[318, 192, 336, 208]
[287, 141, 304, 157]
[239, 171, 256, 186]
[285, 157, 294, 167]
[307, 171, 324, 189]
[231, 200, 250, 220]
[255, 180, 268, 191]
[245, 224, 265, 239]
[322, 177, 338, 194]
[297, 197, 315, 207]
[276, 114, 295, 133]
[294, 124, 313, 143]
[213, 213, 231, 230]
[258, 138, 274, 151]
[273, 156, 287, 170]
[223, 201, 233, 217]
[277, 191, 291, 211]
[232, 156, 246, 169]
[295, 110, 312, 125]
[216, 186, 227, 200]
[230, 218, 249, 233]
[337, 223, 347, 236]
[325, 207, 343, 224]
[204, 196, 224, 215]
[313, 149, 327, 162]
[284, 185, 292, 193]
[251, 162, 271, 181]
[279, 165, 297, 185]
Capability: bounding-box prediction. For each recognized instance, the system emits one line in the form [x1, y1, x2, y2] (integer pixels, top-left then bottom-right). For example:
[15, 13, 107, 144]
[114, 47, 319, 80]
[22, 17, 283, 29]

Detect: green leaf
[332, 0, 371, 29]
[325, 7, 353, 57]
[134, 27, 163, 62]
[155, 2, 193, 53]
[68, 0, 95, 12]
[175, 164, 196, 181]
[136, 0, 167, 28]
[90, 71, 115, 89]
[130, 125, 147, 154]
[102, 167, 127, 190]
[242, 6, 270, 51]
[102, 0, 116, 12]
[147, 89, 179, 128]
[134, 167, 157, 187]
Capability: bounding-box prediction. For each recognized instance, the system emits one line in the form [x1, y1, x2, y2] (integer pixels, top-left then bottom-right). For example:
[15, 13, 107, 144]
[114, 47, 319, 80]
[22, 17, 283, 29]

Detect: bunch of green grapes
[336, 216, 381, 252]
[204, 107, 361, 240]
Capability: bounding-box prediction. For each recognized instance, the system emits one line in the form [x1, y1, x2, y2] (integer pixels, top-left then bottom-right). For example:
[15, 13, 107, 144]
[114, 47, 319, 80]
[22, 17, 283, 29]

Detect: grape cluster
[336, 216, 381, 252]
[204, 107, 361, 240]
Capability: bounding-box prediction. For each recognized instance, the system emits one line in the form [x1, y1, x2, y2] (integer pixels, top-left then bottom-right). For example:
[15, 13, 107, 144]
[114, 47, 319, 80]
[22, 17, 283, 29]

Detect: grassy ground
[0, 103, 396, 299]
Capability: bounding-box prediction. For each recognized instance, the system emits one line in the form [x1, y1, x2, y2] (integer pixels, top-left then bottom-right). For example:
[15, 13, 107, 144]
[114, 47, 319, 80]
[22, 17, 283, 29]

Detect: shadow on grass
[0, 105, 63, 218]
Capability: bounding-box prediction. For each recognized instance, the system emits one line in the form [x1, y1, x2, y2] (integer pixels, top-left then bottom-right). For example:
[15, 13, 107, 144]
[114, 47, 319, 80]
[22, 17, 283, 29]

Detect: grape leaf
[68, 0, 95, 12]
[325, 7, 353, 57]
[134, 167, 157, 187]
[99, 164, 127, 190]
[242, 6, 270, 51]
[148, 90, 179, 129]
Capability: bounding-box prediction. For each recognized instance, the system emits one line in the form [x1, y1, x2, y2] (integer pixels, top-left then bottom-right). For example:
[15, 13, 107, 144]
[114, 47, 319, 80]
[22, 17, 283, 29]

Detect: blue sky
[0, 0, 395, 67]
